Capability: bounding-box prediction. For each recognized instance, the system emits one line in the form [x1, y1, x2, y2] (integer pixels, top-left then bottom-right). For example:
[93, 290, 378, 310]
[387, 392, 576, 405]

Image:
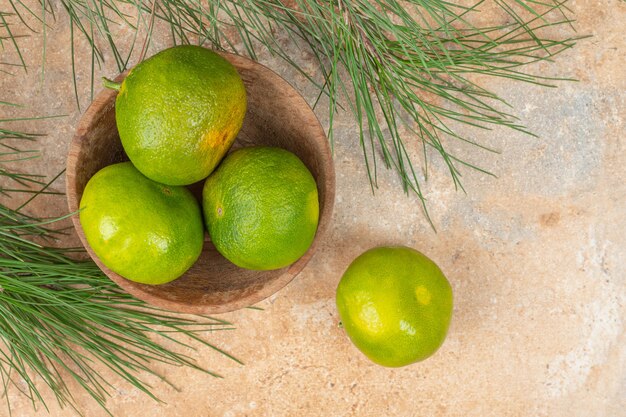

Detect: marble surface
[0, 1, 624, 416]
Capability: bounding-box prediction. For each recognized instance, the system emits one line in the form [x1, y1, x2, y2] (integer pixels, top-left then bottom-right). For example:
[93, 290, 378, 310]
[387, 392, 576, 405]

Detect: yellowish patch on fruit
[118, 80, 127, 97]
[201, 129, 231, 150]
[415, 285, 432, 305]
[306, 190, 319, 224]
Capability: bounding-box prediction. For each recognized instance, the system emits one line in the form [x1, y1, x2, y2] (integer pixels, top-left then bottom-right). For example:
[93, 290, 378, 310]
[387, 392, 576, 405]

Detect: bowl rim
[66, 50, 335, 314]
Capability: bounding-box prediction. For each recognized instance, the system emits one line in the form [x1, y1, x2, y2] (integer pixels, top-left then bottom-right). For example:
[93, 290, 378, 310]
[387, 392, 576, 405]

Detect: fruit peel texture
[203, 147, 319, 270]
[79, 162, 204, 285]
[116, 45, 247, 186]
[336, 246, 453, 367]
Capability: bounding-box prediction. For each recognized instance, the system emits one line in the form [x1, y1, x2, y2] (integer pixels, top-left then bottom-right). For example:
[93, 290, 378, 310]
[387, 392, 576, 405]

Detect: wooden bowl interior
[66, 53, 334, 314]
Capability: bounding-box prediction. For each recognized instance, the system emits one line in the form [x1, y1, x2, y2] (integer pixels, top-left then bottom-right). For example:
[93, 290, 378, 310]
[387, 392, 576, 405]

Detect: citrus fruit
[79, 162, 204, 285]
[202, 146, 319, 270]
[336, 246, 453, 367]
[114, 45, 247, 186]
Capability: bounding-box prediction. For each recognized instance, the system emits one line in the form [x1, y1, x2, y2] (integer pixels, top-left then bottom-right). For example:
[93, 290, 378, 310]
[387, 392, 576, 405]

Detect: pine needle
[0, 103, 240, 415]
[2, 1, 585, 223]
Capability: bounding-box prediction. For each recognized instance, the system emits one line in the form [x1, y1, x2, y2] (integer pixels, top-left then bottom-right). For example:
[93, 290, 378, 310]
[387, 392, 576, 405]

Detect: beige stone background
[1, 1, 625, 416]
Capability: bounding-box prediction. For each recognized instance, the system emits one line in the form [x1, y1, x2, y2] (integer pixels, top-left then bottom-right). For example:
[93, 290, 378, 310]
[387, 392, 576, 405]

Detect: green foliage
[0, 104, 240, 415]
[1, 0, 583, 222]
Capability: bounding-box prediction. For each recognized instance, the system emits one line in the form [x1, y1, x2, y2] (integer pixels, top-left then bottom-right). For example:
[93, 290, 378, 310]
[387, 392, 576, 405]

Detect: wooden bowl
[66, 52, 335, 314]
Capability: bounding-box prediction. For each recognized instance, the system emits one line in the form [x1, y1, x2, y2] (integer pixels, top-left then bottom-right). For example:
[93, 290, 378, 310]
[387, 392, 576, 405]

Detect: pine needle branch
[0, 103, 240, 415]
[1, 1, 585, 221]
